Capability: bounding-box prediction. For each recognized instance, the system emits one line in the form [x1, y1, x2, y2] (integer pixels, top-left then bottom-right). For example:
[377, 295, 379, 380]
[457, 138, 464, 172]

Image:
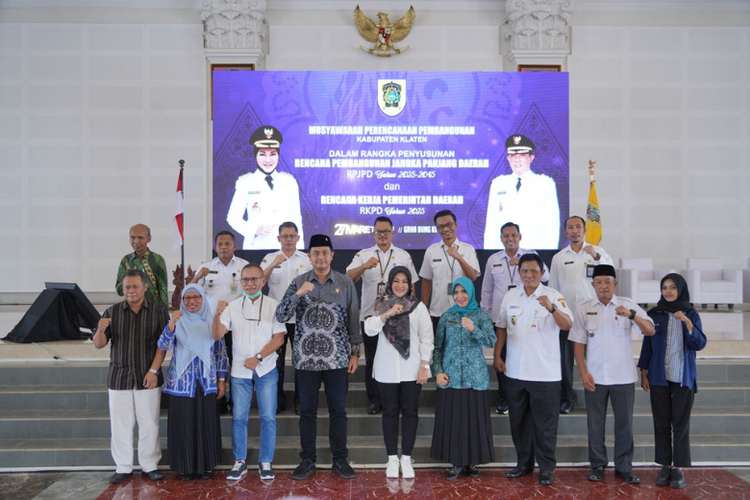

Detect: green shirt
[116, 249, 169, 309]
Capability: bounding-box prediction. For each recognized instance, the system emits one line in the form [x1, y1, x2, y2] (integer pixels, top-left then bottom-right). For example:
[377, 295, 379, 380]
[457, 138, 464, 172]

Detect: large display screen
[212, 70, 569, 250]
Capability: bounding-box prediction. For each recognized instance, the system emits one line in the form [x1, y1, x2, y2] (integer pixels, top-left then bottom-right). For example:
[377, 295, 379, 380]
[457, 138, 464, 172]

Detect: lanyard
[377, 249, 394, 281]
[504, 254, 517, 283]
[442, 244, 458, 281]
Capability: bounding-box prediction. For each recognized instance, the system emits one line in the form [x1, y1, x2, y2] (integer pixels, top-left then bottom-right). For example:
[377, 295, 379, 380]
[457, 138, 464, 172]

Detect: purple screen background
[212, 71, 569, 250]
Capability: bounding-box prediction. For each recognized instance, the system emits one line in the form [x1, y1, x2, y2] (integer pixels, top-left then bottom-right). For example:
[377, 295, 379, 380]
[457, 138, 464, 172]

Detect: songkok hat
[506, 134, 535, 155]
[592, 264, 616, 279]
[249, 125, 283, 149]
[308, 234, 333, 250]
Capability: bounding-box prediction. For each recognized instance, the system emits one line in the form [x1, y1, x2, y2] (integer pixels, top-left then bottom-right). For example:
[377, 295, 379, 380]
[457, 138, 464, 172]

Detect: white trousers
[108, 387, 162, 473]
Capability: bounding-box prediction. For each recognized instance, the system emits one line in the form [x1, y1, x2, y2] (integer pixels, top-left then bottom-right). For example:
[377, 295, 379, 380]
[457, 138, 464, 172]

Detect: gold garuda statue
[354, 5, 415, 57]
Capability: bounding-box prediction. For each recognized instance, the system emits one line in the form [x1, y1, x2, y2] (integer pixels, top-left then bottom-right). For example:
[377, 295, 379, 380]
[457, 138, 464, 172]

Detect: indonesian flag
[585, 180, 602, 246]
[173, 169, 184, 251]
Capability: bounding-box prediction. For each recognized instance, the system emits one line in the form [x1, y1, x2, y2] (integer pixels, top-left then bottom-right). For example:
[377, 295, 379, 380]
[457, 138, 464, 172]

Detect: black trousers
[297, 367, 349, 462]
[276, 323, 299, 411]
[495, 344, 507, 400]
[378, 381, 422, 456]
[506, 376, 560, 472]
[361, 322, 380, 406]
[559, 329, 577, 404]
[650, 382, 695, 467]
[431, 315, 440, 334]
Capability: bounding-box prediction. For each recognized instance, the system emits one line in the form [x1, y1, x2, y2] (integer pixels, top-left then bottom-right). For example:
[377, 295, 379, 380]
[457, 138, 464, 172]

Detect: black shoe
[539, 470, 554, 485]
[367, 403, 382, 415]
[615, 470, 640, 484]
[201, 471, 212, 480]
[559, 400, 574, 414]
[332, 458, 356, 479]
[587, 466, 605, 482]
[276, 405, 286, 415]
[143, 470, 163, 481]
[505, 466, 533, 479]
[670, 468, 686, 489]
[495, 399, 509, 415]
[108, 472, 132, 484]
[446, 466, 464, 481]
[180, 473, 193, 481]
[466, 465, 479, 478]
[294, 404, 301, 415]
[293, 459, 316, 480]
[655, 466, 671, 486]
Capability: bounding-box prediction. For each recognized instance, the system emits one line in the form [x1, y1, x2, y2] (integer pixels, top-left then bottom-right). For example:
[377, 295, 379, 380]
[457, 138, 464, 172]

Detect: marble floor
[0, 467, 748, 500]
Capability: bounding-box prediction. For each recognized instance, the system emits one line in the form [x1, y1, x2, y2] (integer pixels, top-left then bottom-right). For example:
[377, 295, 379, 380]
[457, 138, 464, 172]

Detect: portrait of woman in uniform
[227, 125, 305, 250]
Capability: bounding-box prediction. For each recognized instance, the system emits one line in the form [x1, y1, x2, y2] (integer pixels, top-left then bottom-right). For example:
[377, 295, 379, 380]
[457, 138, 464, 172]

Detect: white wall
[0, 20, 209, 296]
[0, 2, 748, 298]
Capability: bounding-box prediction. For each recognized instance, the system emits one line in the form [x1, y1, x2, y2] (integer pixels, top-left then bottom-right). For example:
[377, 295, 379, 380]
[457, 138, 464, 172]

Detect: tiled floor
[0, 468, 748, 500]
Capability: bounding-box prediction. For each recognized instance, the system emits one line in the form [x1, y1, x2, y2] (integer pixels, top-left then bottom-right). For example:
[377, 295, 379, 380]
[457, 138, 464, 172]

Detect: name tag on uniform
[493, 263, 503, 267]
[498, 191, 507, 195]
[586, 312, 597, 315]
[248, 190, 261, 195]
[508, 284, 517, 290]
[447, 320, 458, 325]
[433, 259, 442, 262]
[564, 261, 574, 265]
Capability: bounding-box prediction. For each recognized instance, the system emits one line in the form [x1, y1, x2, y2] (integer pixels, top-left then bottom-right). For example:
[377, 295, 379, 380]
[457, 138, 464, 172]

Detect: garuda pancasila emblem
[354, 5, 415, 57]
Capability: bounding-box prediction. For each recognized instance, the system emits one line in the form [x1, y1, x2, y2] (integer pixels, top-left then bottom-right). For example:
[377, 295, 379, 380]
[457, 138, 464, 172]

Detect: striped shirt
[115, 250, 169, 309]
[102, 299, 170, 390]
[276, 270, 362, 371]
[664, 313, 685, 384]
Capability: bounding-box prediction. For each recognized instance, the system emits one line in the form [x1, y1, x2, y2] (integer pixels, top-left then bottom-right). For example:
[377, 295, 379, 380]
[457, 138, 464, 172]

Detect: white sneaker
[401, 455, 415, 479]
[227, 460, 247, 481]
[386, 456, 400, 478]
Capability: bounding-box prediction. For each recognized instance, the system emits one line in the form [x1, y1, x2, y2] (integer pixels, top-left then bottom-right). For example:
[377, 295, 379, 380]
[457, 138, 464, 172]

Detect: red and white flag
[173, 169, 184, 251]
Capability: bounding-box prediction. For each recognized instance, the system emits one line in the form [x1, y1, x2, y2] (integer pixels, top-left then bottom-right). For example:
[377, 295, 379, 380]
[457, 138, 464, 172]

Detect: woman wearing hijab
[364, 266, 434, 479]
[430, 277, 496, 480]
[638, 273, 707, 490]
[157, 284, 229, 480]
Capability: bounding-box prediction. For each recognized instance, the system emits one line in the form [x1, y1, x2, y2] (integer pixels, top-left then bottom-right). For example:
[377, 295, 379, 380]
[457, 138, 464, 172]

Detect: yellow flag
[585, 181, 602, 245]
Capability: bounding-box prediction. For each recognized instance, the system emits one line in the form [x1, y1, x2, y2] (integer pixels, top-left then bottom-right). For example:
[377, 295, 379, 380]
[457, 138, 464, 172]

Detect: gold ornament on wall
[354, 5, 415, 57]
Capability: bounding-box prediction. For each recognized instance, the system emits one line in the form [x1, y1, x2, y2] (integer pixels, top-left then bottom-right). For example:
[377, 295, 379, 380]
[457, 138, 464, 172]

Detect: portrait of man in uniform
[483, 134, 560, 250]
[227, 125, 304, 250]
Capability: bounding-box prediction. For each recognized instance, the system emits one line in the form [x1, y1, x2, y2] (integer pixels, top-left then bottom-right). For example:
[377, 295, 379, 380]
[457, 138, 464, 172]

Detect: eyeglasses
[183, 295, 202, 302]
[240, 277, 263, 284]
[374, 229, 393, 235]
[436, 222, 455, 231]
[279, 234, 298, 240]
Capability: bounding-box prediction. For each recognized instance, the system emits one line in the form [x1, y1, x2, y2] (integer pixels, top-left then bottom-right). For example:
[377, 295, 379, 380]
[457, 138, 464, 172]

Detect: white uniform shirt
[196, 255, 249, 314]
[419, 238, 481, 317]
[363, 302, 434, 383]
[480, 248, 549, 321]
[260, 250, 312, 324]
[227, 169, 304, 250]
[484, 170, 560, 250]
[548, 244, 613, 313]
[346, 244, 419, 321]
[569, 295, 653, 385]
[496, 284, 573, 382]
[220, 294, 285, 379]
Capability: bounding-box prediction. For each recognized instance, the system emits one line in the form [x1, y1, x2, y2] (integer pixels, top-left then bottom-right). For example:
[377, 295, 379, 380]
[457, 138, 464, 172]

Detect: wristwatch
[255, 353, 263, 361]
[629, 309, 637, 320]
[549, 305, 557, 314]
[421, 364, 430, 370]
[148, 368, 158, 375]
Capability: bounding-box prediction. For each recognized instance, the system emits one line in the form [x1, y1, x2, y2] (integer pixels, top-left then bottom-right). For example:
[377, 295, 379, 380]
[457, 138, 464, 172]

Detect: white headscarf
[174, 284, 214, 380]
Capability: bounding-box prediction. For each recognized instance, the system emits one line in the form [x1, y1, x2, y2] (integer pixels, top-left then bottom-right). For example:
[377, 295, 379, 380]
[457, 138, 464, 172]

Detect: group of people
[99, 183, 705, 489]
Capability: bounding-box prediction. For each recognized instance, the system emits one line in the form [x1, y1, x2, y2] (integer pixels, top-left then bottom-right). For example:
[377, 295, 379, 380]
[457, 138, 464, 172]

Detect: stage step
[0, 360, 748, 469]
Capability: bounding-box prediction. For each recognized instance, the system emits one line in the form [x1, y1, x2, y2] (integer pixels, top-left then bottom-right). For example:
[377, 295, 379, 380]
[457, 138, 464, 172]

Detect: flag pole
[179, 159, 185, 288]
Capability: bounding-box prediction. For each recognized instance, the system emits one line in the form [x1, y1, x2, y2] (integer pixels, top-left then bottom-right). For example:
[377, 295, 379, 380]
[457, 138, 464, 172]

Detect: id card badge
[586, 264, 596, 278]
[447, 283, 454, 295]
[230, 281, 238, 294]
[508, 284, 517, 291]
[377, 282, 386, 298]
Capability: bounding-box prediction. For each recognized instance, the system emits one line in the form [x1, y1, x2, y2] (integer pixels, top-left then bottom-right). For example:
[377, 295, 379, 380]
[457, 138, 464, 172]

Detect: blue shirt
[638, 309, 707, 392]
[157, 325, 229, 397]
[432, 309, 496, 390]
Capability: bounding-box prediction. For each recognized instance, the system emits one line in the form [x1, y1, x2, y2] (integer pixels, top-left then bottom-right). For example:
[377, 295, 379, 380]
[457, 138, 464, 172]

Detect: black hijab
[367, 265, 420, 360]
[648, 273, 695, 315]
